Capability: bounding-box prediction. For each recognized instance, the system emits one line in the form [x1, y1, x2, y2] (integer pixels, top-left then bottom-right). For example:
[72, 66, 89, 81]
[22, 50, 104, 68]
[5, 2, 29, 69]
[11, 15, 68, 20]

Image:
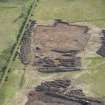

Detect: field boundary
[0, 0, 39, 88]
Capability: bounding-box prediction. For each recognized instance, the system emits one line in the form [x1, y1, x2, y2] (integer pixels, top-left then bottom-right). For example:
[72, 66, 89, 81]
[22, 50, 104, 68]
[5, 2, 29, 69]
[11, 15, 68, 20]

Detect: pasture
[0, 0, 105, 105]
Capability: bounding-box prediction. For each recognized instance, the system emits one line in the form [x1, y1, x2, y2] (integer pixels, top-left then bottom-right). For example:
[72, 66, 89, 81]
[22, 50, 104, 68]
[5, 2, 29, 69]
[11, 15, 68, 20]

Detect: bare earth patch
[20, 20, 91, 72]
[17, 20, 105, 105]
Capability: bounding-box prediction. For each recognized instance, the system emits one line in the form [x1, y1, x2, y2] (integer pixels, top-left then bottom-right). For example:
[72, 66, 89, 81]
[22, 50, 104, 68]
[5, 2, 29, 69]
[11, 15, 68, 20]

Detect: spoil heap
[25, 80, 104, 105]
[20, 20, 36, 65]
[97, 30, 105, 57]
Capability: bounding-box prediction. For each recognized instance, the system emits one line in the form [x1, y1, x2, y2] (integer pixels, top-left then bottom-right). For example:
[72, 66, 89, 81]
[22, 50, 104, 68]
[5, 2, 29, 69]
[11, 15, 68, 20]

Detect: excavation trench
[20, 20, 90, 72]
[25, 79, 104, 105]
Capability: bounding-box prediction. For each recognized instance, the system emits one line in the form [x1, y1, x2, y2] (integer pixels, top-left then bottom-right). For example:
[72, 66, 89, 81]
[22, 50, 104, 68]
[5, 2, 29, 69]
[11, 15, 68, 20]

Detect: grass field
[0, 0, 33, 53]
[33, 0, 105, 27]
[0, 2, 23, 74]
[0, 0, 105, 105]
[0, 58, 24, 105]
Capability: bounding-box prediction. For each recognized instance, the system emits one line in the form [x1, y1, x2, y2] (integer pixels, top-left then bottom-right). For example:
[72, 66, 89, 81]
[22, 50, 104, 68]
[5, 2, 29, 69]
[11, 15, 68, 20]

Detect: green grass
[0, 6, 21, 52]
[11, 0, 105, 99]
[0, 2, 22, 105]
[78, 57, 105, 97]
[0, 0, 34, 75]
[0, 58, 24, 105]
[32, 0, 105, 97]
[0, 2, 23, 79]
[33, 0, 105, 27]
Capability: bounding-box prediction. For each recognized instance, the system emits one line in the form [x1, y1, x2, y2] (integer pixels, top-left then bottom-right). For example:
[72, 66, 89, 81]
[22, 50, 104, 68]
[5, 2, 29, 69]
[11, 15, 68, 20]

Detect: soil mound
[25, 80, 104, 105]
[20, 20, 90, 72]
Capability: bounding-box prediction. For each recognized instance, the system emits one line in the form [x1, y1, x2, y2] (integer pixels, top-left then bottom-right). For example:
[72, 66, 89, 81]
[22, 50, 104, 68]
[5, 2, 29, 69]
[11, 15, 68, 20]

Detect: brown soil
[20, 20, 36, 65]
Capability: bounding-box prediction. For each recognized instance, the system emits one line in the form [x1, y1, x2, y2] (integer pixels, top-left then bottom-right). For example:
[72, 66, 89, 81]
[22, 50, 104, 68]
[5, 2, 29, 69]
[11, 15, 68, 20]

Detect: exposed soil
[20, 20, 91, 72]
[25, 79, 104, 105]
[32, 20, 89, 53]
[20, 20, 36, 65]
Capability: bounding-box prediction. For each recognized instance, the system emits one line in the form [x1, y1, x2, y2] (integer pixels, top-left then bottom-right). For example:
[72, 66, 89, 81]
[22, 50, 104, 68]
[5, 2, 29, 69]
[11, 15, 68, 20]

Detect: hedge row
[0, 0, 39, 88]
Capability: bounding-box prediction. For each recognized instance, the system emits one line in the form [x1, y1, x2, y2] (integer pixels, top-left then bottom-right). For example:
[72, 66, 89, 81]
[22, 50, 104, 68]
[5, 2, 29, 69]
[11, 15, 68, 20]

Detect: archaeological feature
[25, 79, 104, 105]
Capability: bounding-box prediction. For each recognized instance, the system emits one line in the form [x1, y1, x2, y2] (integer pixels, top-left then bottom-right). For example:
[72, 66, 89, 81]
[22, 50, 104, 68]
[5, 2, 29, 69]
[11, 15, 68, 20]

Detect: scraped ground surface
[32, 22, 89, 55]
